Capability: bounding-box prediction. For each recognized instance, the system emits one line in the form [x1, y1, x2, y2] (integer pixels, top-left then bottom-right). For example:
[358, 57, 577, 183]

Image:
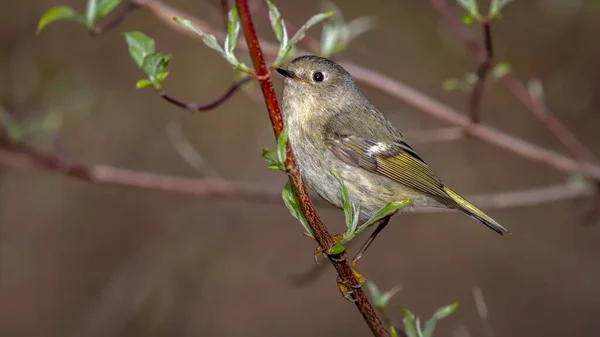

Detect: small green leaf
[265, 0, 288, 46]
[365, 281, 382, 304]
[275, 11, 334, 65]
[456, 0, 481, 19]
[36, 6, 85, 34]
[489, 0, 514, 18]
[461, 13, 474, 24]
[491, 62, 511, 79]
[155, 72, 169, 82]
[225, 6, 241, 55]
[327, 242, 345, 255]
[358, 200, 411, 233]
[389, 326, 400, 337]
[123, 31, 155, 67]
[97, 0, 122, 18]
[261, 148, 281, 170]
[464, 72, 478, 85]
[276, 124, 288, 168]
[282, 180, 313, 237]
[86, 0, 98, 27]
[136, 79, 153, 89]
[141, 53, 171, 82]
[422, 302, 460, 337]
[173, 17, 225, 55]
[400, 307, 419, 337]
[331, 170, 354, 230]
[442, 78, 460, 92]
[366, 281, 402, 309]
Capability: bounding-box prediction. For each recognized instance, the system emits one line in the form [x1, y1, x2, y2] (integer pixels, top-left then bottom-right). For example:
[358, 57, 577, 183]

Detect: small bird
[276, 55, 510, 265]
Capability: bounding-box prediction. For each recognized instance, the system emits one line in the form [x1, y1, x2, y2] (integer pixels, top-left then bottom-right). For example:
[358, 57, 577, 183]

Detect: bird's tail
[442, 186, 510, 235]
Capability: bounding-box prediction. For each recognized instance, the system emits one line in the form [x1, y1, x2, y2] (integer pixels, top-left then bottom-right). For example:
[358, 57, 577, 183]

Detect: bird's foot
[336, 261, 367, 302]
[313, 233, 346, 263]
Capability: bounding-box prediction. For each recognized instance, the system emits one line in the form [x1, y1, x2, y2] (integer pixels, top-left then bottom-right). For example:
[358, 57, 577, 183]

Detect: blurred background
[2, 0, 600, 336]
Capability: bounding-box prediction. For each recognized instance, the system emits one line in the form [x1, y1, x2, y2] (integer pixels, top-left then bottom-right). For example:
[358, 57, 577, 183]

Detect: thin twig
[166, 122, 220, 178]
[404, 127, 463, 145]
[130, 0, 600, 180]
[430, 0, 597, 164]
[234, 1, 388, 336]
[92, 1, 139, 36]
[158, 76, 252, 112]
[469, 20, 493, 124]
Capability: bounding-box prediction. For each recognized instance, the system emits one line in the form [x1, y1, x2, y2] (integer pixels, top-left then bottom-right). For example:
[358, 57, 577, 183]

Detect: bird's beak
[276, 67, 306, 83]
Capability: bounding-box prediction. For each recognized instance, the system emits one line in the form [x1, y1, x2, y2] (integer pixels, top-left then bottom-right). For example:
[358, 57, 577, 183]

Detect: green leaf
[136, 79, 153, 89]
[36, 6, 85, 35]
[365, 281, 382, 304]
[282, 180, 313, 237]
[276, 124, 288, 167]
[141, 53, 171, 82]
[456, 0, 480, 19]
[123, 31, 155, 67]
[225, 6, 241, 55]
[489, 0, 514, 18]
[331, 170, 354, 230]
[265, 0, 288, 46]
[173, 17, 225, 55]
[389, 326, 400, 337]
[327, 242, 345, 255]
[491, 62, 511, 79]
[262, 147, 281, 170]
[357, 199, 411, 233]
[366, 281, 401, 309]
[462, 13, 474, 24]
[400, 307, 419, 337]
[86, 0, 98, 27]
[275, 11, 334, 65]
[97, 0, 122, 18]
[422, 302, 460, 337]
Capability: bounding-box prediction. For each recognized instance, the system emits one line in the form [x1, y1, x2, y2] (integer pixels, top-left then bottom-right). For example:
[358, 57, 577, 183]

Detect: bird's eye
[312, 71, 324, 82]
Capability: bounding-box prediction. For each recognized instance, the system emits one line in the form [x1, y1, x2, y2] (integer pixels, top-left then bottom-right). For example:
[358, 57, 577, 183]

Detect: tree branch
[157, 76, 252, 112]
[430, 0, 597, 164]
[469, 20, 493, 124]
[234, 1, 388, 335]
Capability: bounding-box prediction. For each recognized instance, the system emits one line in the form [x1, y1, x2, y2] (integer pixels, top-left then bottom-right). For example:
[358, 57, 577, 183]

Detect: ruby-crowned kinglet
[276, 55, 510, 250]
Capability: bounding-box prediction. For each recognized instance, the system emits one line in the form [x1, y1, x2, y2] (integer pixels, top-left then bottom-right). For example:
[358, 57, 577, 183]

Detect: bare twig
[234, 1, 388, 335]
[158, 76, 252, 112]
[92, 1, 139, 35]
[404, 126, 463, 145]
[469, 20, 493, 124]
[430, 0, 597, 164]
[166, 122, 220, 178]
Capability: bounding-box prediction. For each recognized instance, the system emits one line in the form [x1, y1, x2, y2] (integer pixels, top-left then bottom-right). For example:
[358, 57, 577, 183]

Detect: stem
[234, 1, 388, 336]
[469, 20, 493, 124]
[157, 77, 252, 112]
[92, 1, 139, 35]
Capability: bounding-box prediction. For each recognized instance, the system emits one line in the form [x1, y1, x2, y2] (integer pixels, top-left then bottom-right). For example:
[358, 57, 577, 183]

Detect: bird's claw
[336, 267, 367, 302]
[313, 233, 346, 264]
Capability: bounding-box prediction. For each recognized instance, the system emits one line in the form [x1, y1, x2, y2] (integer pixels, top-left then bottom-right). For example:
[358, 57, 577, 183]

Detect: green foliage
[281, 180, 314, 238]
[489, 0, 514, 19]
[173, 10, 253, 74]
[37, 0, 122, 34]
[456, 0, 482, 22]
[365, 281, 402, 310]
[123, 31, 171, 90]
[261, 124, 288, 171]
[36, 6, 85, 34]
[327, 170, 410, 255]
[491, 62, 511, 79]
[400, 303, 460, 337]
[318, 1, 375, 58]
[265, 0, 334, 67]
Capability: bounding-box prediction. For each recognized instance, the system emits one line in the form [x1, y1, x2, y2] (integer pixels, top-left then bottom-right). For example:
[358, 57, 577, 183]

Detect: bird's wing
[324, 131, 453, 206]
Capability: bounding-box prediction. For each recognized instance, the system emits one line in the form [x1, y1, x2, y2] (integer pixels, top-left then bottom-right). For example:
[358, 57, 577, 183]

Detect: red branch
[235, 1, 388, 336]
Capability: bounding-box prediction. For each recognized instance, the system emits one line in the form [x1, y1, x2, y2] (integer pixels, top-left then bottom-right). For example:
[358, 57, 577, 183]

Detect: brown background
[2, 0, 600, 336]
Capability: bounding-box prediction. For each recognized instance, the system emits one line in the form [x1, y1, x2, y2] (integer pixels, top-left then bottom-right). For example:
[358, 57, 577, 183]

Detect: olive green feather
[324, 109, 510, 236]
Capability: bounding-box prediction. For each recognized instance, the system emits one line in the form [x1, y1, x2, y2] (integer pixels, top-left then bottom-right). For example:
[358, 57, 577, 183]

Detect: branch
[430, 0, 598, 164]
[469, 20, 493, 124]
[92, 1, 139, 35]
[0, 142, 592, 209]
[130, 0, 600, 181]
[234, 1, 387, 336]
[157, 76, 252, 112]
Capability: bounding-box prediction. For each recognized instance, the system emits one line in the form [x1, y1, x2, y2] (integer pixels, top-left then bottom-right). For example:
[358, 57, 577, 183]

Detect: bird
[275, 55, 510, 269]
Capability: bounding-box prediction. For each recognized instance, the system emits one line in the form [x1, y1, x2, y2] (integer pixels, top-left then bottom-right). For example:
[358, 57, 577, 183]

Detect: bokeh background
[2, 0, 600, 336]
